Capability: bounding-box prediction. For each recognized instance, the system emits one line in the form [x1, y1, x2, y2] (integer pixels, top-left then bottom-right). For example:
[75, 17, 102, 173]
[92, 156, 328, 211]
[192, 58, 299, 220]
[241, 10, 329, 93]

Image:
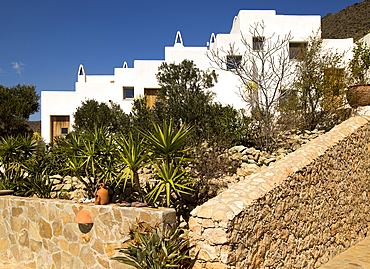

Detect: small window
[227, 56, 242, 70]
[123, 87, 134, 99]
[61, 128, 68, 135]
[253, 37, 265, 51]
[289, 42, 307, 60]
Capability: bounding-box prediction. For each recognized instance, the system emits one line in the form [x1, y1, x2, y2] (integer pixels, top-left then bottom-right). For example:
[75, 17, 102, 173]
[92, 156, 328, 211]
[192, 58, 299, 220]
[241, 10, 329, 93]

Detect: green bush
[73, 99, 130, 134]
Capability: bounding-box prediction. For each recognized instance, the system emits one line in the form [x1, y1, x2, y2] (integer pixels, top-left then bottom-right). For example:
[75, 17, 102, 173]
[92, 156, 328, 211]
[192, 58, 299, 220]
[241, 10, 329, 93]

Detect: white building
[41, 10, 354, 143]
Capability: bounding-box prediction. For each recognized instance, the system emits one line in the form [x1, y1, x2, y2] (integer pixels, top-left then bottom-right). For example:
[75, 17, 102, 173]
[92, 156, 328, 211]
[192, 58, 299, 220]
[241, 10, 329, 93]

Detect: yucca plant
[0, 174, 17, 190]
[60, 127, 122, 198]
[141, 121, 194, 206]
[141, 120, 194, 163]
[0, 134, 40, 185]
[112, 224, 193, 269]
[16, 170, 56, 198]
[147, 158, 193, 207]
[115, 132, 150, 203]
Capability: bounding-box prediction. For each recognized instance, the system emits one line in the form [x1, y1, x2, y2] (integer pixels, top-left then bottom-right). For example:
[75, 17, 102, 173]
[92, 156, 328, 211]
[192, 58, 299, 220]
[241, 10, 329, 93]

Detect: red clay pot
[346, 84, 370, 108]
[95, 183, 109, 205]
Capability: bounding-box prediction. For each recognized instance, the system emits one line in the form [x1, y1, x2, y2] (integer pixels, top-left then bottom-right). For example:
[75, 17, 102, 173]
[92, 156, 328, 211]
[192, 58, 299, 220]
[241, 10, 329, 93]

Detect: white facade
[41, 10, 354, 143]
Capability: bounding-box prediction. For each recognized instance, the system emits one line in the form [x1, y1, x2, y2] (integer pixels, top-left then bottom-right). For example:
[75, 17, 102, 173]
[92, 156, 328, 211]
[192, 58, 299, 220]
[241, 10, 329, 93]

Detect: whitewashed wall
[41, 10, 354, 143]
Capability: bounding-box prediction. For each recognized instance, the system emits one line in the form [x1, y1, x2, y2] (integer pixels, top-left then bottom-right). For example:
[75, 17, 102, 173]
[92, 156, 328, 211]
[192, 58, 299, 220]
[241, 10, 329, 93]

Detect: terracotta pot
[346, 84, 370, 108]
[95, 183, 109, 205]
[75, 209, 93, 224]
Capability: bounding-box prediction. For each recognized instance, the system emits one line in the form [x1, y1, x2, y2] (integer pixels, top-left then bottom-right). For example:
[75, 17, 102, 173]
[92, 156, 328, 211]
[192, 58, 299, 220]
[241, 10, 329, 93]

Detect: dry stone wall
[0, 197, 176, 268]
[189, 115, 370, 269]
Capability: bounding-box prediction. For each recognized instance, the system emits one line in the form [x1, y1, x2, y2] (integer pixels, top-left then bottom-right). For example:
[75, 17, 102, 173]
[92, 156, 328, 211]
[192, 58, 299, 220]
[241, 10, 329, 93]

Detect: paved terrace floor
[2, 237, 370, 268]
[319, 237, 370, 269]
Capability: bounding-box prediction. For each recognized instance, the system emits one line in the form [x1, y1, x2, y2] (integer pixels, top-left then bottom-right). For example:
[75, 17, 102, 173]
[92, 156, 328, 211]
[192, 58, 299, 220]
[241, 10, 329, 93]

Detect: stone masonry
[189, 115, 370, 268]
[0, 197, 176, 268]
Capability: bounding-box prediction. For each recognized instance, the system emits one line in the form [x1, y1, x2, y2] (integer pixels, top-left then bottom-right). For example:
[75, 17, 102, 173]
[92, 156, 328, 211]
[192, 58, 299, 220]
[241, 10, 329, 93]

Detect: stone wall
[189, 115, 370, 268]
[0, 197, 176, 268]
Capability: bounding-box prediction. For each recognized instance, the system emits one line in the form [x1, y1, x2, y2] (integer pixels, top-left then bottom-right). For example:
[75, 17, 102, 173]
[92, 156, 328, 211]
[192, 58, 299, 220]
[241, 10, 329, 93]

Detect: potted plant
[346, 40, 370, 108]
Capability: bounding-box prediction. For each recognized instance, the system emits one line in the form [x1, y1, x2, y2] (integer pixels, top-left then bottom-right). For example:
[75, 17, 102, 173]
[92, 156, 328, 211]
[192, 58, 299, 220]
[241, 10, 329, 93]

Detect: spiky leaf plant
[112, 223, 193, 269]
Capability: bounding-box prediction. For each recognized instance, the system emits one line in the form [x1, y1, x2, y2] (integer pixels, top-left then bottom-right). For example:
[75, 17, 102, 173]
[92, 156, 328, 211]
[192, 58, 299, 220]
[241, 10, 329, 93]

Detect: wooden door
[144, 88, 160, 108]
[51, 116, 70, 141]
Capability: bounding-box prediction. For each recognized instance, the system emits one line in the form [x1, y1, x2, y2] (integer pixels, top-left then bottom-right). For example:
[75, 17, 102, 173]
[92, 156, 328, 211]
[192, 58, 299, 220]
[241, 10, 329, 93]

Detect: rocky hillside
[322, 0, 370, 40]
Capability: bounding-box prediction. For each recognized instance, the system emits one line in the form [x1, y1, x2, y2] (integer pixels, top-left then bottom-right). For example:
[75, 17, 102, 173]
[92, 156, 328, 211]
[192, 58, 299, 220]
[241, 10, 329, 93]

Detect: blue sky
[1, 0, 358, 120]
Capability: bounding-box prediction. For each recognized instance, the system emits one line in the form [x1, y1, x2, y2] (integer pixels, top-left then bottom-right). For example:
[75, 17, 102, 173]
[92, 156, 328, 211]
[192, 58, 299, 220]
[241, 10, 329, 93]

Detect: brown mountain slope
[322, 0, 370, 40]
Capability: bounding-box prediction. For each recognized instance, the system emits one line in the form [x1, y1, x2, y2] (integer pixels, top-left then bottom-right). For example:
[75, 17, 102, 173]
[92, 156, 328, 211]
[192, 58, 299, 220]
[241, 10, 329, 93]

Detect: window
[253, 37, 265, 51]
[289, 42, 307, 60]
[227, 55, 242, 70]
[123, 87, 134, 99]
[61, 128, 68, 135]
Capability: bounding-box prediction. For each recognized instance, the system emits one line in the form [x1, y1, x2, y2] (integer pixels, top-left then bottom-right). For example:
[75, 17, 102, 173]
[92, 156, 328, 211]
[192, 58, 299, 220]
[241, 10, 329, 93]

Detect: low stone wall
[0, 197, 176, 268]
[189, 115, 370, 268]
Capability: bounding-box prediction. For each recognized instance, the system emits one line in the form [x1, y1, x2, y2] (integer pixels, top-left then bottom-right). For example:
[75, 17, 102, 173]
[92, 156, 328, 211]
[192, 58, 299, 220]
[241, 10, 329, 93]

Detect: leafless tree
[208, 21, 295, 151]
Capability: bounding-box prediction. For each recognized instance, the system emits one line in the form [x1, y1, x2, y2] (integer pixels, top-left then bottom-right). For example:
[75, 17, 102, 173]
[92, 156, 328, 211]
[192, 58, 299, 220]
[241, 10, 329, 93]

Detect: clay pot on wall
[346, 84, 370, 108]
[95, 183, 109, 205]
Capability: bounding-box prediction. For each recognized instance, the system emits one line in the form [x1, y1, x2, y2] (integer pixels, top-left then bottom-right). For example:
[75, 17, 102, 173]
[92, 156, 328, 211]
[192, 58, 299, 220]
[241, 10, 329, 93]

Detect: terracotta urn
[346, 84, 370, 108]
[95, 183, 109, 205]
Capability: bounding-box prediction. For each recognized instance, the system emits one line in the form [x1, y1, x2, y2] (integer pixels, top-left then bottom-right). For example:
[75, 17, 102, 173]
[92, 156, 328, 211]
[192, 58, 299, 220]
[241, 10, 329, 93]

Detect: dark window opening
[253, 37, 265, 51]
[289, 42, 307, 60]
[123, 87, 134, 99]
[61, 128, 68, 134]
[227, 56, 242, 70]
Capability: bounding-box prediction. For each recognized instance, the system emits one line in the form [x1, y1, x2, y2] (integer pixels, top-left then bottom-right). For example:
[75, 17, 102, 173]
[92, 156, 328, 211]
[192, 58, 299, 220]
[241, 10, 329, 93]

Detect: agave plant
[112, 224, 193, 269]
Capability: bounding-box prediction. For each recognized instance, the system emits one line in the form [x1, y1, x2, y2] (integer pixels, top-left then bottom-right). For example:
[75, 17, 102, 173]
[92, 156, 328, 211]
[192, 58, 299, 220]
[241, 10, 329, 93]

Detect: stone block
[104, 242, 120, 257]
[96, 256, 110, 268]
[10, 245, 20, 262]
[10, 216, 20, 232]
[12, 207, 23, 217]
[92, 240, 105, 255]
[30, 239, 42, 252]
[61, 251, 71, 268]
[205, 262, 227, 269]
[52, 220, 63, 237]
[52, 252, 61, 269]
[63, 224, 78, 242]
[0, 238, 9, 253]
[80, 245, 96, 267]
[94, 219, 115, 241]
[61, 211, 73, 225]
[0, 223, 7, 238]
[19, 229, 29, 247]
[38, 218, 52, 239]
[27, 207, 38, 223]
[203, 228, 228, 245]
[29, 222, 42, 241]
[69, 242, 80, 256]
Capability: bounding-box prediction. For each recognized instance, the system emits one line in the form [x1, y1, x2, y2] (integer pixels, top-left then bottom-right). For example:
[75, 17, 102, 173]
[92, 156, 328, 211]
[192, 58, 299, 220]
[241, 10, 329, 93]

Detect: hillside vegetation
[322, 0, 370, 40]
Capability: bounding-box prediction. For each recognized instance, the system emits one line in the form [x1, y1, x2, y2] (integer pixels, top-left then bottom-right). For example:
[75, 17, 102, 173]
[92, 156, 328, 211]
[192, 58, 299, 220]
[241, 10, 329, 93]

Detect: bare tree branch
[207, 21, 294, 151]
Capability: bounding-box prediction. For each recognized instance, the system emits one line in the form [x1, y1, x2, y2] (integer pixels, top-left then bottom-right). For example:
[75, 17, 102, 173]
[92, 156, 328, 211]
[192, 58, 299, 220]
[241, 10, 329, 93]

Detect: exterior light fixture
[75, 209, 94, 233]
